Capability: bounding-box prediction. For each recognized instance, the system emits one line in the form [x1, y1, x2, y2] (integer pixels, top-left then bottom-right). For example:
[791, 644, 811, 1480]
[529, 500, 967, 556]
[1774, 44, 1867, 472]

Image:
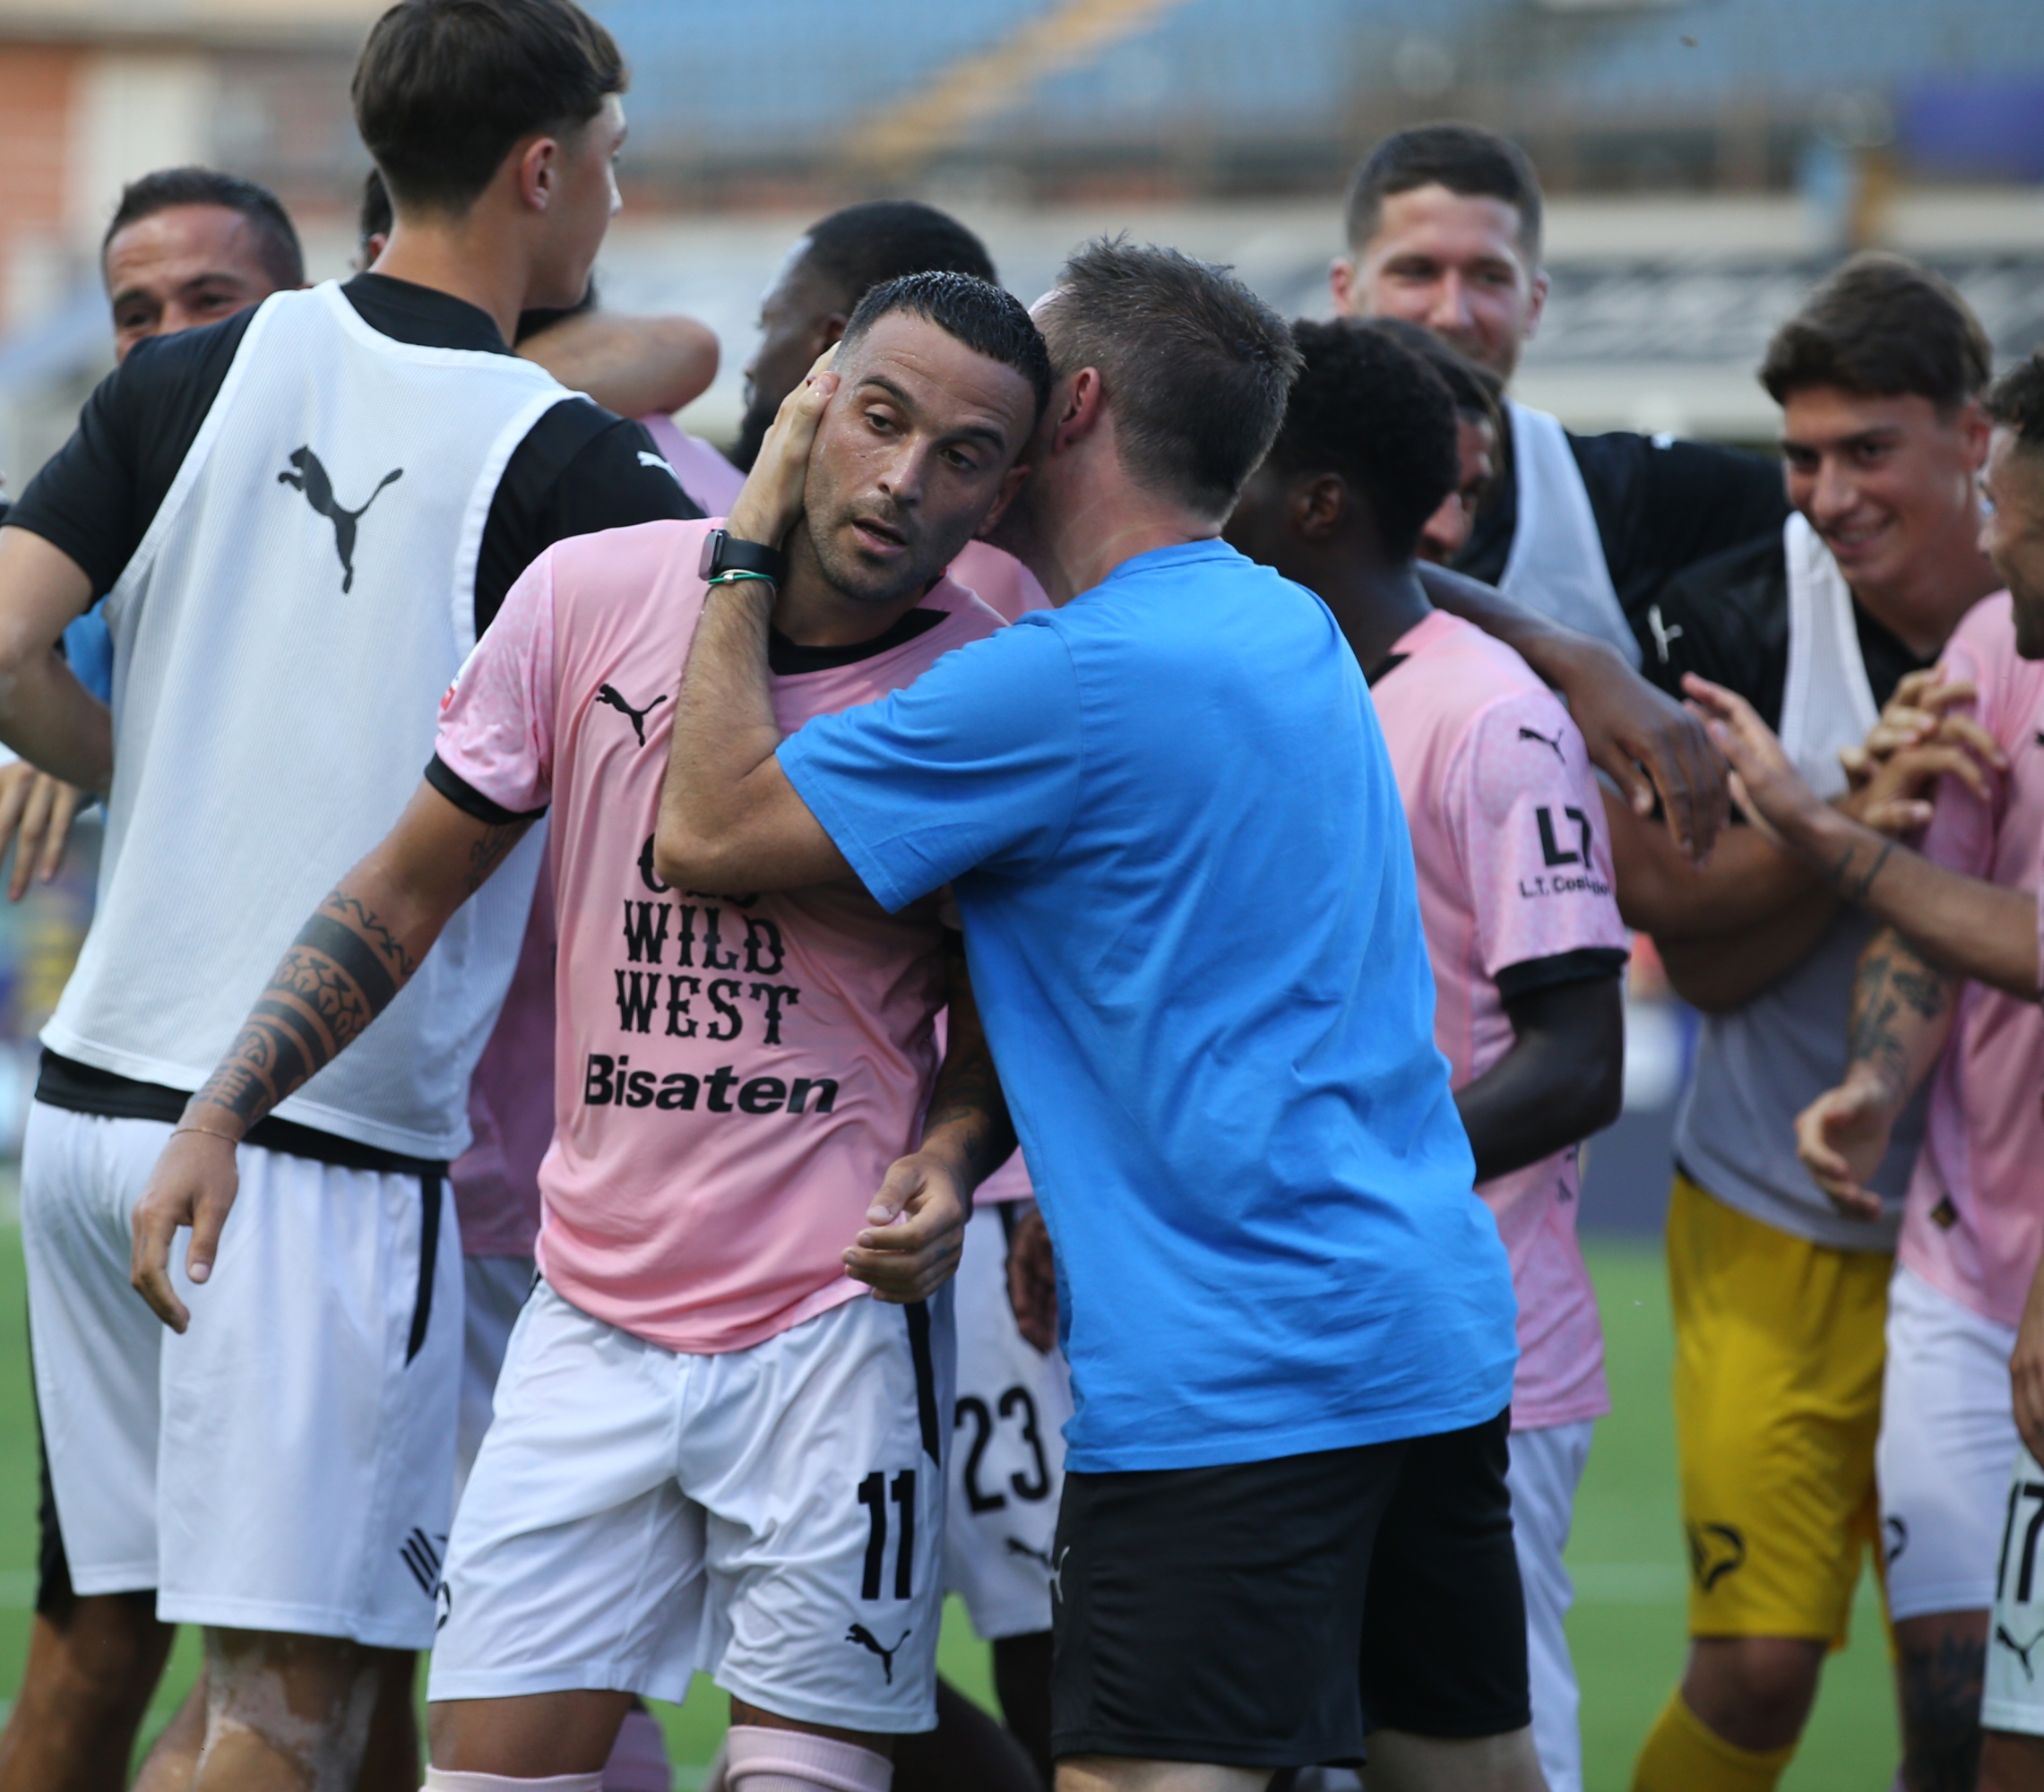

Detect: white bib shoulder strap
[1780, 512, 1879, 798]
[1498, 401, 1638, 667]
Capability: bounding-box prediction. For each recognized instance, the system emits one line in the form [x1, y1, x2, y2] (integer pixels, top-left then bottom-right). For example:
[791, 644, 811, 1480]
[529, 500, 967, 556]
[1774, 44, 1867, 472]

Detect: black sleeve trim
[424, 754, 547, 826]
[1495, 946, 1630, 1004]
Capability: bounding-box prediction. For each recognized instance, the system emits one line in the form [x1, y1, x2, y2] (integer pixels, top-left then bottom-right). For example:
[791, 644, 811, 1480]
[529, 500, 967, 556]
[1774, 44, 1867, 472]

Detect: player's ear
[817, 313, 850, 355]
[1293, 472, 1346, 540]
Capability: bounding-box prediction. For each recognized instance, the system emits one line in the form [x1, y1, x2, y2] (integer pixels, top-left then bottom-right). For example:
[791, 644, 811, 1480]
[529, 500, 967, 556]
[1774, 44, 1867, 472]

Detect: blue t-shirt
[780, 539, 1517, 1472]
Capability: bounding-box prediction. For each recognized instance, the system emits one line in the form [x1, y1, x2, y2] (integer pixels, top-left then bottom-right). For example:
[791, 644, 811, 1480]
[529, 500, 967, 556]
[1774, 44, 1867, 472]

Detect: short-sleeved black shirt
[7, 273, 702, 636]
[1636, 530, 1934, 726]
[1455, 426, 1790, 654]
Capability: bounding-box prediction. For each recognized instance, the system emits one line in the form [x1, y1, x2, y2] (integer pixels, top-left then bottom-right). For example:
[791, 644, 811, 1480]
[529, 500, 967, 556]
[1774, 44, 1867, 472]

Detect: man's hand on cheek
[727, 349, 838, 550]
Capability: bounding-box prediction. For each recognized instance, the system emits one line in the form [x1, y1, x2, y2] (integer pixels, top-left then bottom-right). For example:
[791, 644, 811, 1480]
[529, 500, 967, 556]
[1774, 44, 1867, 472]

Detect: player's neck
[772, 526, 929, 649]
[371, 212, 542, 350]
[1842, 504, 2001, 660]
[1010, 432, 1219, 605]
[1307, 556, 1433, 676]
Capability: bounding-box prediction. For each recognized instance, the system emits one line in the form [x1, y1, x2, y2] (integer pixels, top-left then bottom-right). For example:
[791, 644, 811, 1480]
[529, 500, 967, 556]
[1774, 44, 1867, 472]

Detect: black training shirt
[1456, 426, 1790, 649]
[1637, 530, 1934, 728]
[7, 273, 701, 635]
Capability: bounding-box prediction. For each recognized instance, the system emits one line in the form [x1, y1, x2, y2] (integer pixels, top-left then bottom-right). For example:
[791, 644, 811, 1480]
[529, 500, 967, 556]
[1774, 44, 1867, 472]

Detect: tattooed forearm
[186, 888, 420, 1133]
[1822, 837, 1893, 904]
[1845, 932, 1954, 1105]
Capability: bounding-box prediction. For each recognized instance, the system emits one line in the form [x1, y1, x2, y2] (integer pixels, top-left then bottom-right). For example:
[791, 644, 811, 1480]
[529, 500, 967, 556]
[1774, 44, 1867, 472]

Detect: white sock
[422, 1770, 606, 1791]
[724, 1724, 893, 1792]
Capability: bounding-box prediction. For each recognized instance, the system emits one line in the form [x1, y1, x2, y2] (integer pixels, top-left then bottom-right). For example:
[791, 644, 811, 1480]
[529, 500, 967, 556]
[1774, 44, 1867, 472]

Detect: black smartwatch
[698, 528, 788, 586]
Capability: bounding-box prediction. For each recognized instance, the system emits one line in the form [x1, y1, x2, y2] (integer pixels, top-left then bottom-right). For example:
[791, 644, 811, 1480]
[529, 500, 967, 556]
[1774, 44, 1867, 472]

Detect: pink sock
[601, 1707, 673, 1792]
[723, 1724, 893, 1792]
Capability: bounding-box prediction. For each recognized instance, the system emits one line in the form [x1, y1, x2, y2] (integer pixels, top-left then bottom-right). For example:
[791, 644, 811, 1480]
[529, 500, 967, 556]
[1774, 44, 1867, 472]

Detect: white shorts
[456, 1254, 536, 1508]
[428, 1279, 955, 1733]
[1878, 1263, 2017, 1621]
[1985, 1444, 2044, 1735]
[1507, 1420, 1595, 1792]
[22, 1100, 461, 1648]
[943, 1206, 1070, 1641]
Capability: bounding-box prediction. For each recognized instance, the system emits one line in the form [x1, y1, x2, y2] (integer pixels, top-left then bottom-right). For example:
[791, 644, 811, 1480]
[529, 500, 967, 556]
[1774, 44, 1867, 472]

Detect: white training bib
[1499, 401, 1638, 667]
[1780, 510, 1881, 797]
[1674, 513, 1915, 1248]
[47, 282, 567, 1158]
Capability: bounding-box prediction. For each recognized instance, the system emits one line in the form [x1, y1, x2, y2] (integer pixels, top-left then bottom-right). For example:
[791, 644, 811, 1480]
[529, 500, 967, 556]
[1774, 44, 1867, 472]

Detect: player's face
[1332, 186, 1548, 383]
[800, 312, 1036, 607]
[104, 205, 282, 363]
[1982, 427, 2044, 659]
[737, 242, 842, 470]
[1781, 386, 1989, 597]
[526, 93, 625, 313]
[1417, 410, 1498, 565]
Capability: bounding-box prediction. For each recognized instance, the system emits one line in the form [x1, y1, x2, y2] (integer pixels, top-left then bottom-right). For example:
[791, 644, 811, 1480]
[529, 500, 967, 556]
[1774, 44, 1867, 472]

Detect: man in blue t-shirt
[655, 242, 1534, 1789]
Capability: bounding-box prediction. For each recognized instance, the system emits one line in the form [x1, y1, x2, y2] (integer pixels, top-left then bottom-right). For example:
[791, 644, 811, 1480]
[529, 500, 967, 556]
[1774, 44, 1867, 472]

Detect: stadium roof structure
[592, 0, 2044, 195]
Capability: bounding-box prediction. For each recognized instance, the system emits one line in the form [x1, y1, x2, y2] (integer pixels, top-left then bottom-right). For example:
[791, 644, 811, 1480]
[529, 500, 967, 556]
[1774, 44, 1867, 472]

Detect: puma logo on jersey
[1686, 1521, 1746, 1592]
[1884, 1514, 1909, 1564]
[1647, 604, 1685, 665]
[596, 684, 668, 746]
[1931, 1194, 1959, 1231]
[278, 447, 402, 593]
[845, 1623, 910, 1684]
[2001, 1623, 2044, 1681]
[1005, 1538, 1053, 1570]
[634, 450, 682, 481]
[1518, 725, 1565, 761]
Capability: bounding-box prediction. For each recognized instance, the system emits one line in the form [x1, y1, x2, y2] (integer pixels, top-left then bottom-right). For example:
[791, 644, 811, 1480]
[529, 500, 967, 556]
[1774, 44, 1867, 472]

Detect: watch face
[698, 528, 727, 582]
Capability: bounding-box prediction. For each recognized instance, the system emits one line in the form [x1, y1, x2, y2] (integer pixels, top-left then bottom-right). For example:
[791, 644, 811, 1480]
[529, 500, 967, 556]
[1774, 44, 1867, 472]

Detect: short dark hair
[841, 271, 1052, 429]
[353, 0, 625, 216]
[1368, 315, 1503, 438]
[103, 167, 303, 289]
[1345, 122, 1543, 259]
[1761, 253, 1991, 414]
[1267, 319, 1461, 561]
[1985, 351, 2044, 453]
[801, 201, 997, 310]
[1039, 238, 1301, 515]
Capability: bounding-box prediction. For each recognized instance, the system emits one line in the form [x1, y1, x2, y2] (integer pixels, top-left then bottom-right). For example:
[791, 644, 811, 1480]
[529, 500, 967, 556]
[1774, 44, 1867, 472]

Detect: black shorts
[1048, 1409, 1528, 1768]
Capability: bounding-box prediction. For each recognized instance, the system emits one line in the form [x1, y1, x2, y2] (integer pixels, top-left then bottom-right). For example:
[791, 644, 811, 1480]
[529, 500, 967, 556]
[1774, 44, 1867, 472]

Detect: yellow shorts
[1668, 1171, 1891, 1643]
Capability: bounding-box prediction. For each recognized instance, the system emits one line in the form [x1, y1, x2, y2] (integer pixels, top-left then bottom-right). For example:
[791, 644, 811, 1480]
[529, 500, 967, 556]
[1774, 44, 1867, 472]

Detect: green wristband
[706, 569, 778, 590]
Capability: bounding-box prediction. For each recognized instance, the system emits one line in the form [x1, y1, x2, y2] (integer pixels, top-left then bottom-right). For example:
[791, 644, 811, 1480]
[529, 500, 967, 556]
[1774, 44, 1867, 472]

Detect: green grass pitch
[0, 1231, 1899, 1788]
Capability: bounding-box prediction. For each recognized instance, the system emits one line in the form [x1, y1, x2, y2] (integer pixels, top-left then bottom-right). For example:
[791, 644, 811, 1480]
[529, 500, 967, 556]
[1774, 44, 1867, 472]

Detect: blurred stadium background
[0, 1, 2038, 1784]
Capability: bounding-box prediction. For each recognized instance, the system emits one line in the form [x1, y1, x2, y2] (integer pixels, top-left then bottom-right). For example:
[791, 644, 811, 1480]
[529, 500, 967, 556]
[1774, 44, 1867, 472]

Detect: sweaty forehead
[104, 205, 272, 292]
[838, 311, 1035, 443]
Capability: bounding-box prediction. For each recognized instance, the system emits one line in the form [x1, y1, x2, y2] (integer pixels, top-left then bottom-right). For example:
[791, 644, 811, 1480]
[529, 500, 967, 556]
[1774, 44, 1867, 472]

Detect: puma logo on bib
[279, 446, 403, 592]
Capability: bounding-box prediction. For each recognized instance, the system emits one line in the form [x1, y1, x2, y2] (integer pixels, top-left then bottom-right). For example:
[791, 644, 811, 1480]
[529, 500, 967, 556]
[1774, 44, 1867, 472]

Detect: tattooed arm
[1792, 928, 1959, 1223]
[129, 780, 533, 1330]
[1686, 674, 2038, 998]
[841, 933, 1015, 1305]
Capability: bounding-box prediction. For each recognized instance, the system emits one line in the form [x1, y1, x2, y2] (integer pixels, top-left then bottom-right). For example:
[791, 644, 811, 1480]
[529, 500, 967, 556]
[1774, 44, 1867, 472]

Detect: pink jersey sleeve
[1455, 689, 1628, 979]
[1917, 628, 1997, 882]
[436, 549, 557, 814]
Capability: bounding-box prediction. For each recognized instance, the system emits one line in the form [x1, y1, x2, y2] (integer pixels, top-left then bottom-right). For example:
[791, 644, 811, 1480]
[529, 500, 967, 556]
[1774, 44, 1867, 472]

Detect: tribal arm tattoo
[919, 934, 1017, 1194]
[183, 799, 531, 1137]
[186, 888, 423, 1134]
[1843, 927, 1957, 1110]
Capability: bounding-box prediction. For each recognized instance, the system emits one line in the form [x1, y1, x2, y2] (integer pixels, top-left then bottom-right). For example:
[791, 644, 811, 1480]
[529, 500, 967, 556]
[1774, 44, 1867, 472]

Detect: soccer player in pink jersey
[1224, 317, 1626, 1792]
[1683, 348, 2044, 1790]
[125, 271, 1050, 1792]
